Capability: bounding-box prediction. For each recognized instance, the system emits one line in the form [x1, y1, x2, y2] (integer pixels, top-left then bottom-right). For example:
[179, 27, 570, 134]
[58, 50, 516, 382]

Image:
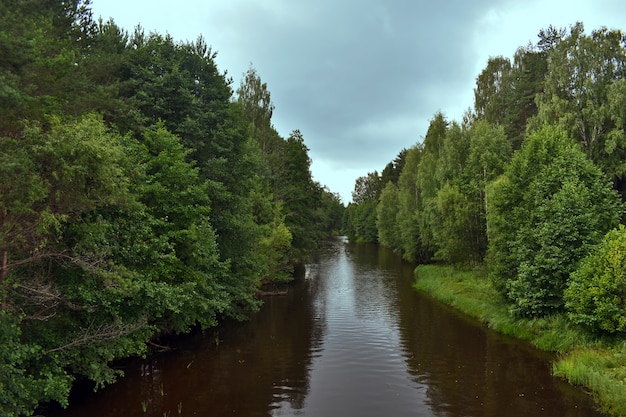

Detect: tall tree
[236, 66, 278, 153]
[417, 113, 449, 253]
[487, 125, 622, 316]
[473, 56, 512, 125]
[275, 130, 321, 255]
[381, 149, 408, 185]
[533, 23, 626, 189]
[0, 0, 97, 135]
[503, 46, 548, 148]
[396, 145, 428, 262]
[377, 182, 402, 253]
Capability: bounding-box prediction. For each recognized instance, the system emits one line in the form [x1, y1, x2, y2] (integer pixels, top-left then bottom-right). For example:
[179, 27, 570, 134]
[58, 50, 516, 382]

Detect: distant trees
[344, 171, 382, 242]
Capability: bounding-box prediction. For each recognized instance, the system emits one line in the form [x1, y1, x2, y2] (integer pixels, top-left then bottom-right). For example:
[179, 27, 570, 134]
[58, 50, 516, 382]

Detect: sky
[89, 0, 626, 204]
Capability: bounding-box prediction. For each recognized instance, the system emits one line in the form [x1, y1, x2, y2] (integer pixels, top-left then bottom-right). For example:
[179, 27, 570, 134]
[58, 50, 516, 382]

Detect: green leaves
[488, 125, 622, 316]
[0, 3, 340, 415]
[565, 225, 626, 334]
[534, 23, 626, 185]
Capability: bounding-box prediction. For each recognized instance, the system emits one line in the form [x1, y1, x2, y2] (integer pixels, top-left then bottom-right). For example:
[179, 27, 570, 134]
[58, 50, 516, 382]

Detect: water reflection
[50, 238, 605, 417]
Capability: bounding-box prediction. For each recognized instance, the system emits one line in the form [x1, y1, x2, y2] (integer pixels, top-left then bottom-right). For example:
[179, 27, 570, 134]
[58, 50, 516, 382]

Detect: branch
[46, 315, 148, 354]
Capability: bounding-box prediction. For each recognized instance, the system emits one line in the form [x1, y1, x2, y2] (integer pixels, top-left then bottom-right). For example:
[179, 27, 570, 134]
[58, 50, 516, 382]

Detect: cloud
[91, 0, 626, 202]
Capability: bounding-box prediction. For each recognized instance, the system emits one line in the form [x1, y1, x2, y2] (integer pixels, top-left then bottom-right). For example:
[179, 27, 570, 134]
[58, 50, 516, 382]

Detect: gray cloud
[92, 0, 626, 202]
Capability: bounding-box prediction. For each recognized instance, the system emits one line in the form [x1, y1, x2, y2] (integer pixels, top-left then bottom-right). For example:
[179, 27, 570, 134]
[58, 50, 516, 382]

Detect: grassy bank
[414, 264, 626, 417]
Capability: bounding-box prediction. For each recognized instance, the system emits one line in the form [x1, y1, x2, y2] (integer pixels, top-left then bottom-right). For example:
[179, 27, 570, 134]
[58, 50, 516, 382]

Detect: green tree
[462, 121, 511, 261]
[417, 113, 448, 254]
[351, 171, 382, 204]
[396, 145, 428, 262]
[503, 46, 548, 148]
[277, 130, 321, 255]
[236, 66, 278, 153]
[488, 125, 622, 316]
[533, 23, 626, 189]
[344, 200, 378, 243]
[0, 115, 148, 415]
[114, 31, 263, 286]
[377, 182, 402, 253]
[380, 149, 407, 185]
[473, 56, 512, 126]
[345, 170, 382, 243]
[565, 225, 626, 334]
[316, 187, 345, 235]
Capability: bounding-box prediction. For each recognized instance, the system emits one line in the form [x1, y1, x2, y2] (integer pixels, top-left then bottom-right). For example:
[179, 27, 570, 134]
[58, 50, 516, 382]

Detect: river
[49, 237, 605, 417]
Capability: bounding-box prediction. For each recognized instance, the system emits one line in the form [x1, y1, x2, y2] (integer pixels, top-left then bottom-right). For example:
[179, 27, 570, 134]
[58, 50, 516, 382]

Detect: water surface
[51, 238, 605, 416]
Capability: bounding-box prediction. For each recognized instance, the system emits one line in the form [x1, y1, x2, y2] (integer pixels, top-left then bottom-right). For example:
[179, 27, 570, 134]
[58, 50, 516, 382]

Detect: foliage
[488, 125, 622, 316]
[0, 311, 73, 417]
[351, 171, 382, 204]
[344, 200, 378, 243]
[396, 145, 428, 262]
[565, 225, 626, 334]
[236, 69, 332, 260]
[533, 23, 626, 190]
[0, 3, 340, 414]
[376, 182, 401, 253]
[472, 48, 548, 149]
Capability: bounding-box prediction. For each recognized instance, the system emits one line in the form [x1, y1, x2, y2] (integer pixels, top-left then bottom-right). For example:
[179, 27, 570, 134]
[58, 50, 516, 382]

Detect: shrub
[565, 225, 626, 334]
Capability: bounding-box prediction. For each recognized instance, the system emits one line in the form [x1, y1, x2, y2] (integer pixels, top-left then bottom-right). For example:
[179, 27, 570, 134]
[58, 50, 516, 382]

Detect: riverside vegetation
[0, 1, 344, 416]
[344, 23, 626, 416]
[3, 1, 626, 415]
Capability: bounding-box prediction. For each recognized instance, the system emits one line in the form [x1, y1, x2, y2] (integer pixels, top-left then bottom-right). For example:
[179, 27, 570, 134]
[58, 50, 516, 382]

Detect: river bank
[414, 264, 626, 417]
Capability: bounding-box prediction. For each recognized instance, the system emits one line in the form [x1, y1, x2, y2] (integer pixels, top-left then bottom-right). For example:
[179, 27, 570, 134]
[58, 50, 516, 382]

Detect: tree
[473, 56, 512, 125]
[487, 125, 622, 316]
[344, 200, 378, 243]
[565, 225, 626, 334]
[351, 171, 382, 204]
[277, 130, 321, 255]
[462, 120, 511, 260]
[0, 115, 148, 415]
[396, 145, 428, 262]
[381, 149, 408, 185]
[417, 113, 449, 254]
[533, 23, 626, 189]
[503, 46, 548, 148]
[114, 31, 264, 285]
[377, 182, 402, 253]
[316, 187, 345, 235]
[0, 0, 97, 136]
[236, 66, 277, 153]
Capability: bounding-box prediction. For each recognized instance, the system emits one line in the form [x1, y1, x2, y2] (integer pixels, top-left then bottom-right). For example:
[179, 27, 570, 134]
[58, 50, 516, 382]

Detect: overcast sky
[90, 0, 626, 203]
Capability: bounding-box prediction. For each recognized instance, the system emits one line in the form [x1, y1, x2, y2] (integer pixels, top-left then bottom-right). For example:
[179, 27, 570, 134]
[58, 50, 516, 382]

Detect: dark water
[50, 237, 605, 417]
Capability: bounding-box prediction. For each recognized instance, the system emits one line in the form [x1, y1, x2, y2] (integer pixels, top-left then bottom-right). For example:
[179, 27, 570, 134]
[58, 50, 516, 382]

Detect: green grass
[414, 264, 626, 417]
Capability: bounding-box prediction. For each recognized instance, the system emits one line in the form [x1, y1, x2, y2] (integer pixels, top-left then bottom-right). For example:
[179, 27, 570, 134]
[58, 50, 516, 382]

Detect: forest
[0, 1, 344, 415]
[344, 23, 626, 331]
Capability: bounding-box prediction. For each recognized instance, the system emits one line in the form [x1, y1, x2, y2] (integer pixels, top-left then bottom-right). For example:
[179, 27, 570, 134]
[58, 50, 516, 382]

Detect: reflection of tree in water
[345, 241, 602, 417]
[392, 261, 603, 417]
[347, 242, 403, 323]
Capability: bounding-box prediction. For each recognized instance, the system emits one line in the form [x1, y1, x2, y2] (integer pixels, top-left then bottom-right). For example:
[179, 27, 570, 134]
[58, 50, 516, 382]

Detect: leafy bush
[565, 226, 626, 334]
[487, 125, 622, 316]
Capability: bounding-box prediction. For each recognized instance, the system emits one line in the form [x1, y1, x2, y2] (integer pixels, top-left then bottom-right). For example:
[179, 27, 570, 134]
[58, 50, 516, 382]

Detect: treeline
[345, 23, 626, 328]
[0, 1, 343, 415]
